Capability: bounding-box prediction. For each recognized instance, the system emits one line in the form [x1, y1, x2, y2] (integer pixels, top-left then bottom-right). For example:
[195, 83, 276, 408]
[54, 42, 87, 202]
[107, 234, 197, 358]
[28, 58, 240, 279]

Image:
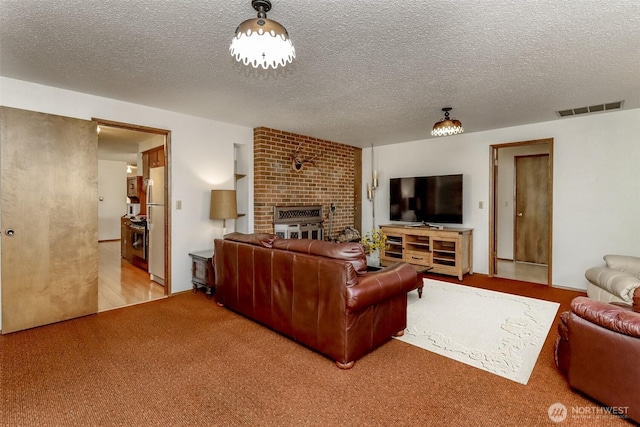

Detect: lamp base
[221, 219, 227, 239]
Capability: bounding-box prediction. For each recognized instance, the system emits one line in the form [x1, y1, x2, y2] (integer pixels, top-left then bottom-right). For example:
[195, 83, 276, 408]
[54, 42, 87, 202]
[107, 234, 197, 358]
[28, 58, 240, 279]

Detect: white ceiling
[97, 126, 157, 164]
[1, 1, 639, 148]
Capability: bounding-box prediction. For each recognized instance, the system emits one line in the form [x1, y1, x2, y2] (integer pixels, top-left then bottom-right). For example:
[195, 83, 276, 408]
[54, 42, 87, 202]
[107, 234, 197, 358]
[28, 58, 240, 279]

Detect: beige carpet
[396, 279, 559, 385]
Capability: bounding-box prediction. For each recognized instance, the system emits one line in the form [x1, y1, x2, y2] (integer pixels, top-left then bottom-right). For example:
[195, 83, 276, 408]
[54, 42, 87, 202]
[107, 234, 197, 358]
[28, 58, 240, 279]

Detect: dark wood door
[515, 154, 550, 265]
[1, 107, 98, 334]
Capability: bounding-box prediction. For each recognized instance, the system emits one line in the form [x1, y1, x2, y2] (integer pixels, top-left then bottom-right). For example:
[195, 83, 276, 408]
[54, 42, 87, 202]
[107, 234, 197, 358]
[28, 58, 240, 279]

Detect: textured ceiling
[97, 126, 160, 163]
[1, 0, 639, 148]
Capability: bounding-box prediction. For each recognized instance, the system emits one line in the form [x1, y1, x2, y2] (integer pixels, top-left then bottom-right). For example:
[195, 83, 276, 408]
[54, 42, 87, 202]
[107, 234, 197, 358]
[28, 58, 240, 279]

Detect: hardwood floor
[98, 241, 165, 312]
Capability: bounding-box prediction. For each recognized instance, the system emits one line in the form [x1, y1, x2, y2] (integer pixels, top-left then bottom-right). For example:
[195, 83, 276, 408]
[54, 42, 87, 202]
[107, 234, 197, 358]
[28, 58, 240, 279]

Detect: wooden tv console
[379, 225, 473, 280]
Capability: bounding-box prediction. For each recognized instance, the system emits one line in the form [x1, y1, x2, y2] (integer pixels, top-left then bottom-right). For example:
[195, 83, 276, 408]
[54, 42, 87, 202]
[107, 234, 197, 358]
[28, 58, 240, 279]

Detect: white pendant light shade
[230, 0, 295, 70]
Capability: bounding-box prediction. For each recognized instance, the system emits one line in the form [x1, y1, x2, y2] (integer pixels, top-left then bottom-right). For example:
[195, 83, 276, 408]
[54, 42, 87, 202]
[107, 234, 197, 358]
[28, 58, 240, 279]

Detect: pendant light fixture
[431, 108, 464, 137]
[230, 0, 295, 70]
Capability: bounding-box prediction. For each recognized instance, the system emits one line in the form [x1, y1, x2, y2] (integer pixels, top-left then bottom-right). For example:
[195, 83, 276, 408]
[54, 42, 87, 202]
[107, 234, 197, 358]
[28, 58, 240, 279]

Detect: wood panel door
[514, 154, 550, 265]
[1, 107, 98, 334]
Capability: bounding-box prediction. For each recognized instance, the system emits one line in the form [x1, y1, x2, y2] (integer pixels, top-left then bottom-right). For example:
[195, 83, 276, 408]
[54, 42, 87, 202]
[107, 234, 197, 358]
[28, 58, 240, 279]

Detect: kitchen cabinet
[126, 175, 146, 214]
[127, 176, 143, 199]
[144, 146, 165, 169]
[121, 216, 148, 270]
[121, 217, 133, 262]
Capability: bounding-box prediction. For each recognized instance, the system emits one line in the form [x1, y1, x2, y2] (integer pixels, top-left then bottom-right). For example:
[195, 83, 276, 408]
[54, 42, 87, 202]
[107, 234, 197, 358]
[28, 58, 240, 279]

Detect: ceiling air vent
[557, 100, 624, 117]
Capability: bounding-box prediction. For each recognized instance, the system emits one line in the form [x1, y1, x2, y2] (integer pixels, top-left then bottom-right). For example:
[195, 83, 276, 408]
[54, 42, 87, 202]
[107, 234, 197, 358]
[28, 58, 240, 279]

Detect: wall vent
[557, 100, 624, 117]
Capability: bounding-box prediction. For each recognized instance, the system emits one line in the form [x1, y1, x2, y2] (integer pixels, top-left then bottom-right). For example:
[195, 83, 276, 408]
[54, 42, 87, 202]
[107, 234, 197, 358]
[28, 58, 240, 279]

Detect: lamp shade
[209, 190, 238, 220]
[229, 0, 295, 69]
[431, 107, 464, 137]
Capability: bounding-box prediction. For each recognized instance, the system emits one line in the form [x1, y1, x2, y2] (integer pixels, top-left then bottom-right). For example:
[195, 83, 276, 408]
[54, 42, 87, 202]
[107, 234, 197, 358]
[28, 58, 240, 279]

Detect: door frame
[93, 118, 172, 296]
[489, 138, 553, 285]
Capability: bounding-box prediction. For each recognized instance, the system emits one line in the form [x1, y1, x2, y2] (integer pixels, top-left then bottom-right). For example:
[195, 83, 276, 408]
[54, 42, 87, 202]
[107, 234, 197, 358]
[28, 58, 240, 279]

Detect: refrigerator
[147, 167, 165, 285]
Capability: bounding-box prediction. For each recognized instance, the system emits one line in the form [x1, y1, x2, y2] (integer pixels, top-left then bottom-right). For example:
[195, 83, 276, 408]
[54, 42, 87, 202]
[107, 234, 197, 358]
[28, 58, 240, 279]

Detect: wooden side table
[189, 250, 215, 298]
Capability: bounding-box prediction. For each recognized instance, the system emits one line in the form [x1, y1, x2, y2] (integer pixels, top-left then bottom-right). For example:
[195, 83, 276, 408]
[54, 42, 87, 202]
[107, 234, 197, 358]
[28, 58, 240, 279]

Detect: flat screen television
[389, 174, 463, 224]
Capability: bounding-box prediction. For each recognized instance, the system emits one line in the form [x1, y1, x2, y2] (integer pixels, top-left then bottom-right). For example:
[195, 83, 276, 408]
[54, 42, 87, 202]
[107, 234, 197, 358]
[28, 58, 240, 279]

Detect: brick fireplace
[253, 127, 362, 240]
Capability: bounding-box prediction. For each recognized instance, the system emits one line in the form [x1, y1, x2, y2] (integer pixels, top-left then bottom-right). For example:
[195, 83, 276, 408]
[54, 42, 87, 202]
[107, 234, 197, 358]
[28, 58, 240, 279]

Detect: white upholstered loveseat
[586, 255, 640, 305]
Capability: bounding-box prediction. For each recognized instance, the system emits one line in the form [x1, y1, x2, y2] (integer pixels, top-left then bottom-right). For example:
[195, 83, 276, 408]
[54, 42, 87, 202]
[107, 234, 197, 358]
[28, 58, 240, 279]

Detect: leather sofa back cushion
[604, 255, 640, 277]
[224, 232, 278, 248]
[272, 239, 368, 276]
[572, 296, 640, 338]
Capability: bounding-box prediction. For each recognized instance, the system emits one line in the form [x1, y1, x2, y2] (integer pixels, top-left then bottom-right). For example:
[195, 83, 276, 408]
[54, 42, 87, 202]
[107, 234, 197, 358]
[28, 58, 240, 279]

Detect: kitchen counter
[121, 215, 148, 270]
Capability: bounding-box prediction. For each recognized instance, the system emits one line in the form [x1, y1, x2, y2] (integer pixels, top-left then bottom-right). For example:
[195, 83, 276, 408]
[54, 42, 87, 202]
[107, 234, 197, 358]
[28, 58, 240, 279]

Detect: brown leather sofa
[214, 232, 418, 369]
[555, 296, 640, 423]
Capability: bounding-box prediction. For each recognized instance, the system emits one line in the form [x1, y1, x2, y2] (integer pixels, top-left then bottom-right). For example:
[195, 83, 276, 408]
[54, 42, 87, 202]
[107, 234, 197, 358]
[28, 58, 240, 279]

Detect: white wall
[363, 108, 640, 291]
[139, 134, 165, 152]
[0, 77, 254, 330]
[2, 75, 639, 326]
[233, 143, 254, 234]
[98, 160, 128, 240]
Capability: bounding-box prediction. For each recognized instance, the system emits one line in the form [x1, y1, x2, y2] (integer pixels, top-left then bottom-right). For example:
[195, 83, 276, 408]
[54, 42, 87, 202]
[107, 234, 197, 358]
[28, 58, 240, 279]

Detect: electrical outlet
[176, 200, 182, 210]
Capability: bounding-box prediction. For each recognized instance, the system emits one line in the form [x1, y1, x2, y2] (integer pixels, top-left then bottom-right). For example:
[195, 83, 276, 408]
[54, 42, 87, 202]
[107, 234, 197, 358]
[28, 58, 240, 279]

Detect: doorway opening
[489, 139, 553, 285]
[95, 119, 171, 311]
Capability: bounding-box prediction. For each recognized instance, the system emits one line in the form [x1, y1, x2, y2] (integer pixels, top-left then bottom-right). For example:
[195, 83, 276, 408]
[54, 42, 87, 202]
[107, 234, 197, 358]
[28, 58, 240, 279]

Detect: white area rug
[395, 279, 559, 385]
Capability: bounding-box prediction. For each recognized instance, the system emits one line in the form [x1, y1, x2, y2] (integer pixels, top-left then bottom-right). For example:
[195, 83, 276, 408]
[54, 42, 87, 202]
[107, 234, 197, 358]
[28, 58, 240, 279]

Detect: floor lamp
[210, 189, 238, 238]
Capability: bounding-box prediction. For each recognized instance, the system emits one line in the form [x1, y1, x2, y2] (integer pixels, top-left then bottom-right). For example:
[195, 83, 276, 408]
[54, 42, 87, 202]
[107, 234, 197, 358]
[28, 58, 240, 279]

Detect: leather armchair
[555, 296, 640, 423]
